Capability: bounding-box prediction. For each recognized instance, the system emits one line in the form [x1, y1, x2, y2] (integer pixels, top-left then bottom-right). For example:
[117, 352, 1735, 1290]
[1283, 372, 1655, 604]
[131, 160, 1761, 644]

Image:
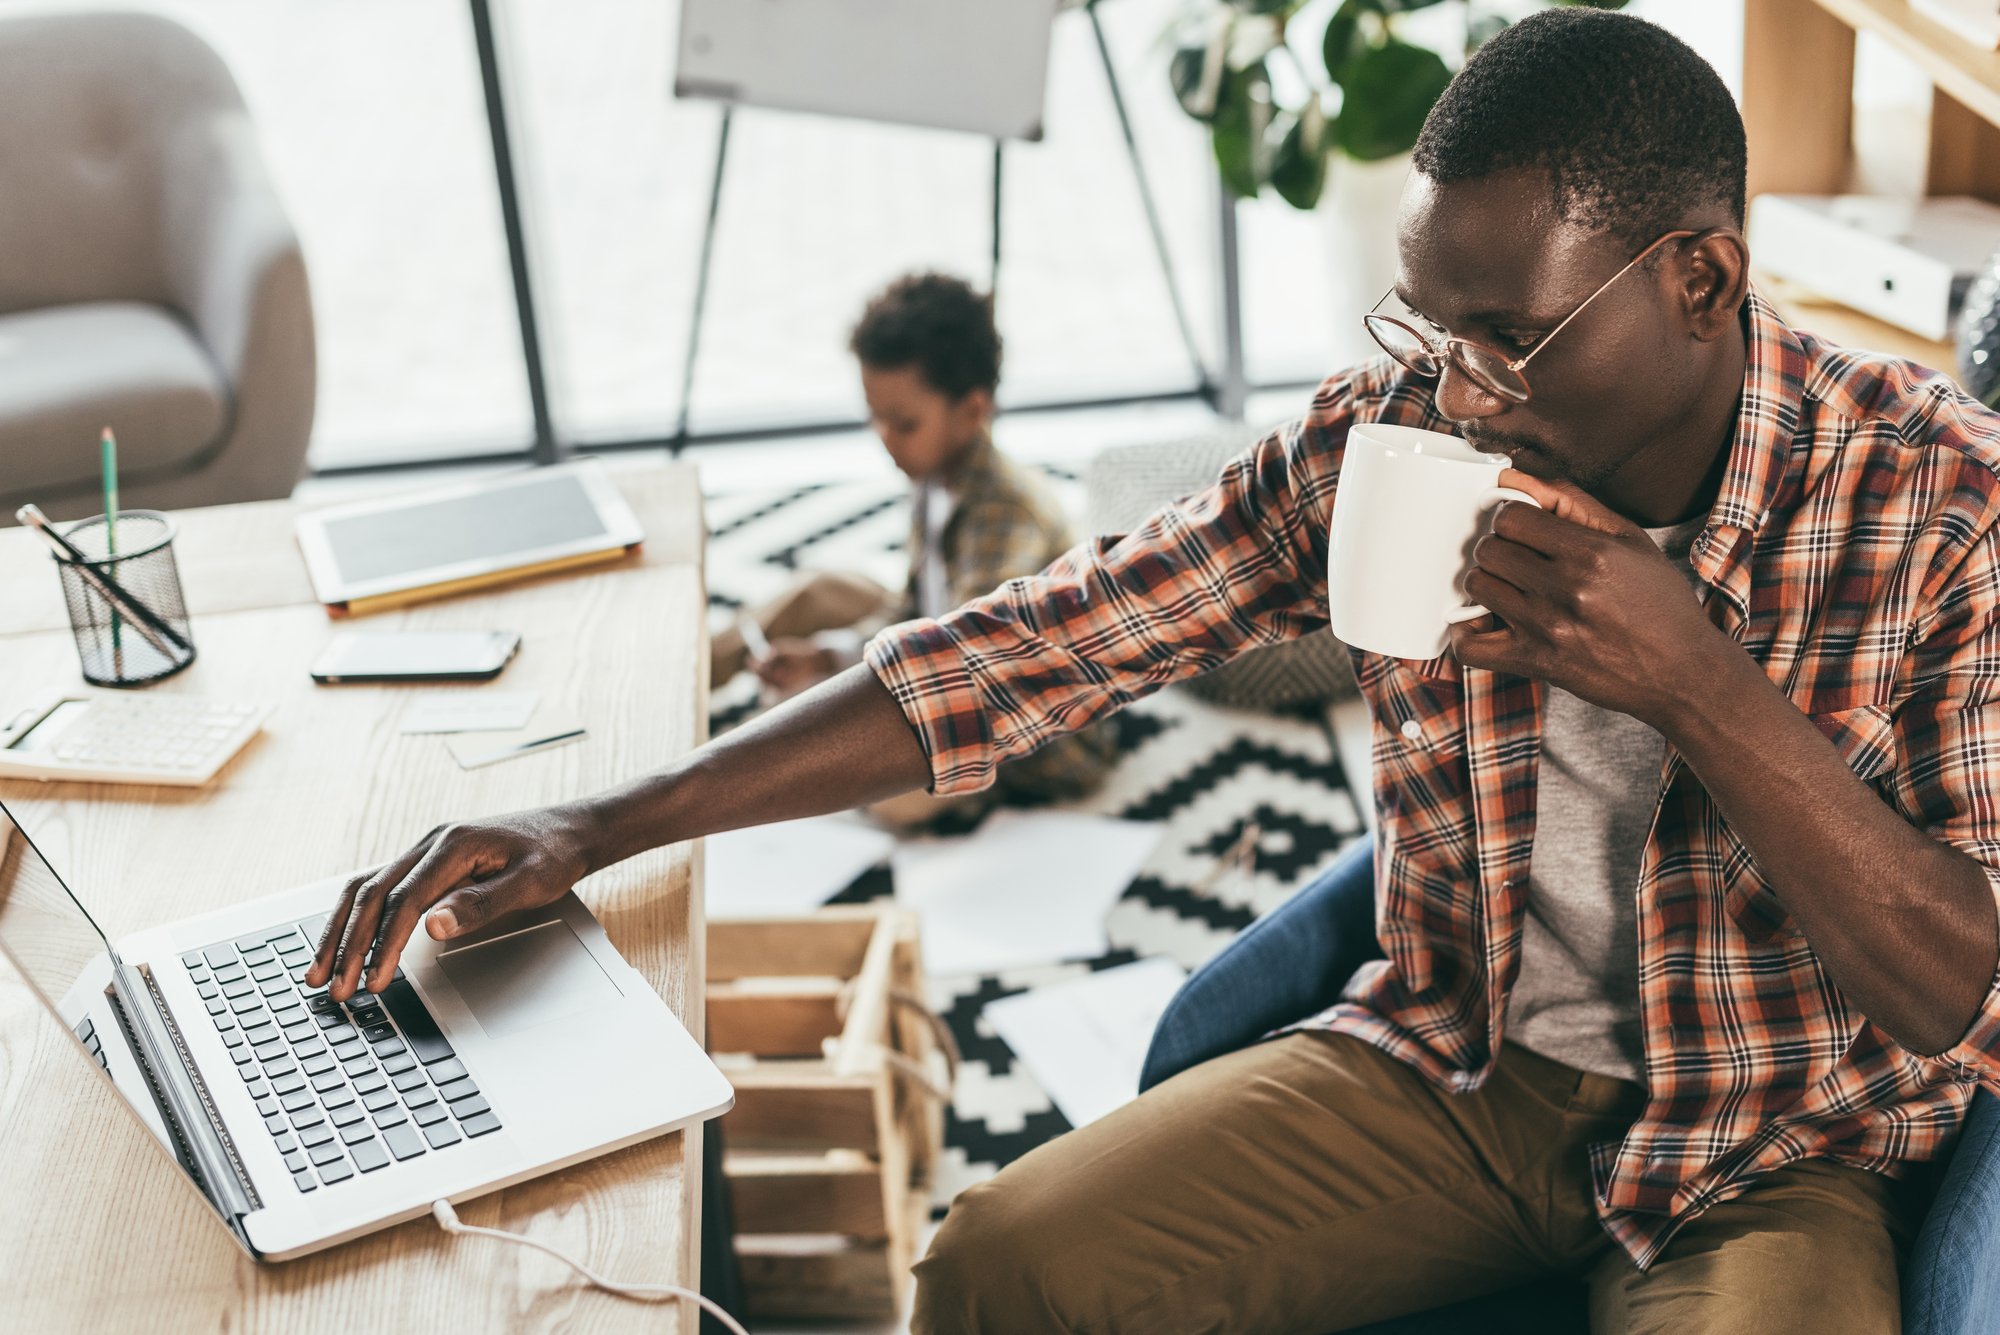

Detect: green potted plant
[1170, 0, 1631, 209]
[1168, 0, 1627, 365]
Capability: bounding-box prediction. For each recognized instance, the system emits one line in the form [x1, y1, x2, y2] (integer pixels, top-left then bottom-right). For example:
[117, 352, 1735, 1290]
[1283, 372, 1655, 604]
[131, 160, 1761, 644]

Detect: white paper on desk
[705, 815, 895, 917]
[400, 691, 539, 734]
[892, 809, 1163, 977]
[983, 957, 1188, 1129]
[443, 708, 585, 769]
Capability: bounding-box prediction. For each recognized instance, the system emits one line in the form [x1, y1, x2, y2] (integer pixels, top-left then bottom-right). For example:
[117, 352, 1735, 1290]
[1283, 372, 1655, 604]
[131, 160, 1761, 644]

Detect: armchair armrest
[157, 105, 314, 500]
[1906, 1088, 2000, 1335]
[1140, 835, 1381, 1091]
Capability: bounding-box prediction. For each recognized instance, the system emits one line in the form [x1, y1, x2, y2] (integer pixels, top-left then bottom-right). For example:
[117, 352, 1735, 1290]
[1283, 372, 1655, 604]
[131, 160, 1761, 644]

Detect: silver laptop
[0, 799, 734, 1260]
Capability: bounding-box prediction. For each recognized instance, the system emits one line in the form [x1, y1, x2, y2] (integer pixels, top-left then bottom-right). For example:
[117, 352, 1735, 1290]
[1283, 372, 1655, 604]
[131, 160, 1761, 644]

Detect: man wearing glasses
[307, 10, 2000, 1331]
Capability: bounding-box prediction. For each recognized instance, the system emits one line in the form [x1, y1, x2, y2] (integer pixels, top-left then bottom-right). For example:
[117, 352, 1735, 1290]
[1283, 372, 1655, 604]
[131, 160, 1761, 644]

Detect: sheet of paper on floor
[706, 815, 896, 917]
[892, 809, 1163, 977]
[983, 957, 1189, 1129]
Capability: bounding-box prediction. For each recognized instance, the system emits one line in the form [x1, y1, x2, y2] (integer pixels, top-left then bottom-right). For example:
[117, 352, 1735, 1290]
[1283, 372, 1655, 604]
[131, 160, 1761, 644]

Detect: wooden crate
[708, 906, 951, 1321]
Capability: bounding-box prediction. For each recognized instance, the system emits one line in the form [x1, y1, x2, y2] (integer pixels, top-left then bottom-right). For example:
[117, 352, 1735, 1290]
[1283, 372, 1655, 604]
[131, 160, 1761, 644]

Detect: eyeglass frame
[1362, 229, 1700, 404]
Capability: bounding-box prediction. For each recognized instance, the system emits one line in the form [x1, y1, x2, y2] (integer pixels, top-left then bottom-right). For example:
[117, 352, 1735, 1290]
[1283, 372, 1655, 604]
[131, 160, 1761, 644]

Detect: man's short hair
[1412, 9, 1746, 246]
[850, 272, 1002, 399]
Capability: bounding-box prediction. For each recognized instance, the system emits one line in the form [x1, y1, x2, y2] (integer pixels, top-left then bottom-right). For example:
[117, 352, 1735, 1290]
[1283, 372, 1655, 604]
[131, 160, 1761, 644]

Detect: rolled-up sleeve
[1881, 513, 2000, 1088]
[865, 397, 1351, 796]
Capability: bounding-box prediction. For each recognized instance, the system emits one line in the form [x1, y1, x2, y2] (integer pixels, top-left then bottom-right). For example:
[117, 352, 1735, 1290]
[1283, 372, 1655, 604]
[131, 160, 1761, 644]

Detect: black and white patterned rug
[703, 469, 1370, 1211]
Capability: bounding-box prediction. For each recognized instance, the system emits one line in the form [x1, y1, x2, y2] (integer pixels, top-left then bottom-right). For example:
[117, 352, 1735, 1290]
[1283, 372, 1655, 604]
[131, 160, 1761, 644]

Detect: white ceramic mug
[1325, 422, 1540, 660]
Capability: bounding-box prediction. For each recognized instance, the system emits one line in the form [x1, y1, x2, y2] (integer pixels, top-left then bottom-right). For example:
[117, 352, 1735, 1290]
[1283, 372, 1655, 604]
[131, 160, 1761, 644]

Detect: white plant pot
[1320, 152, 1414, 369]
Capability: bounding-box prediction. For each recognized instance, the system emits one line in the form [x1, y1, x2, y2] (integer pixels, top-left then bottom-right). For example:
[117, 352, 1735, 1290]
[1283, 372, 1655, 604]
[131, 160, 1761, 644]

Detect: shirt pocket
[1358, 655, 1466, 758]
[1720, 703, 1898, 942]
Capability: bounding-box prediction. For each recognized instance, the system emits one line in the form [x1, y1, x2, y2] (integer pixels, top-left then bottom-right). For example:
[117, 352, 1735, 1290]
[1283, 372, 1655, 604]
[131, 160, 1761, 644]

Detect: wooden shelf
[1743, 1, 1993, 390]
[1811, 0, 2000, 131]
[1747, 0, 2000, 201]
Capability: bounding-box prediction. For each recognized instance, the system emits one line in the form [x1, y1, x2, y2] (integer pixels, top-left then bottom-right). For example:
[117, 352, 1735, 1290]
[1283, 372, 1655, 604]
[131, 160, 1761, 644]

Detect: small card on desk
[400, 691, 540, 735]
[443, 708, 586, 770]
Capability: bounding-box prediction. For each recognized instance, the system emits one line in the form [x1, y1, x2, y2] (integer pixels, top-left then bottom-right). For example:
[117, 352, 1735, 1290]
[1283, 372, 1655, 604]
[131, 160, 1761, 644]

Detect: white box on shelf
[1747, 194, 2000, 342]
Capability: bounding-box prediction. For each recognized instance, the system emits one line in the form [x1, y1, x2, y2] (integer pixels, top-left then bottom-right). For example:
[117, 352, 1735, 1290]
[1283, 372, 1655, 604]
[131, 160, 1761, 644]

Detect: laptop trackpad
[436, 918, 620, 1039]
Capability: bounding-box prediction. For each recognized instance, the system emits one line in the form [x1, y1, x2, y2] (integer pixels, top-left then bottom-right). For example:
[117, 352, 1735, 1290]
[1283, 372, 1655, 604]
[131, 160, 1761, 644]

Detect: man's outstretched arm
[308, 396, 1355, 1002]
[306, 664, 929, 1001]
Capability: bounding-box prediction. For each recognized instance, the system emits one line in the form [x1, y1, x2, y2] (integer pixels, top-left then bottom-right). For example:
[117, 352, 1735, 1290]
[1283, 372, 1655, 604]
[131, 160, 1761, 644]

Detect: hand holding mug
[1447, 468, 1734, 727]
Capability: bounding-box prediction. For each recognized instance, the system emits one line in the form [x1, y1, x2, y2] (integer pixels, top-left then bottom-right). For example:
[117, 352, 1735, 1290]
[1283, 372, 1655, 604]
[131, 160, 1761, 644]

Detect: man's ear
[1682, 227, 1750, 344]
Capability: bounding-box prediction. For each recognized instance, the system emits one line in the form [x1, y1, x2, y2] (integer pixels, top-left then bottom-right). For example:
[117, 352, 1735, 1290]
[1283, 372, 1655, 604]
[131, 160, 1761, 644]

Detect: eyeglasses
[1362, 230, 1698, 404]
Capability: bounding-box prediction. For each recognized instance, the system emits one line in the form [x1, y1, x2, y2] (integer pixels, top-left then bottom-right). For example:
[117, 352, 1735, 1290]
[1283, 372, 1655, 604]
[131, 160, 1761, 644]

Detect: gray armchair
[0, 10, 314, 522]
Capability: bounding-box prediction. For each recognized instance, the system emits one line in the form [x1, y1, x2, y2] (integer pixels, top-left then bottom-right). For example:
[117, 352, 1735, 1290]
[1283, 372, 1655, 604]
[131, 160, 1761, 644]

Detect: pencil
[736, 612, 772, 663]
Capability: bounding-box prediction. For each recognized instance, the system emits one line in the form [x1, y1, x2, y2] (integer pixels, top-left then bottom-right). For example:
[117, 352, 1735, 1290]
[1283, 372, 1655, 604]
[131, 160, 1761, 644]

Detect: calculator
[0, 688, 268, 786]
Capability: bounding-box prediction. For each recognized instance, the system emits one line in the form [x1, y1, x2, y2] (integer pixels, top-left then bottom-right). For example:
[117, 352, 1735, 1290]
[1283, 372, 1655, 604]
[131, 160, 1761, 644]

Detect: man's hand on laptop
[306, 804, 595, 1002]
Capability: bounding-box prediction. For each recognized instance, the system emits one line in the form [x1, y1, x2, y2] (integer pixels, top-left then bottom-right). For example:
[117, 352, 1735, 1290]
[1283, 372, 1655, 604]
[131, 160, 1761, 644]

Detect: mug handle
[1442, 487, 1541, 625]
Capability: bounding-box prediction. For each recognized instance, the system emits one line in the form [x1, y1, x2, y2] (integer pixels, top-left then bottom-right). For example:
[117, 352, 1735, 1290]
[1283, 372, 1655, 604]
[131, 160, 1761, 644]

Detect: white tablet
[294, 460, 645, 614]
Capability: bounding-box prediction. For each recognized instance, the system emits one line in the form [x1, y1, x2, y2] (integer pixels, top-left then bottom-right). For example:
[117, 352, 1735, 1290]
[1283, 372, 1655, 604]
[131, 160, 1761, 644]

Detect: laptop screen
[0, 800, 114, 1022]
[0, 802, 207, 1166]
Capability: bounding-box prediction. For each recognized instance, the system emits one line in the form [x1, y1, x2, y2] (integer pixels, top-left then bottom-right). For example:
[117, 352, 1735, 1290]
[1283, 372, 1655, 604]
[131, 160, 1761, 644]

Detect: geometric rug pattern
[702, 469, 1370, 1210]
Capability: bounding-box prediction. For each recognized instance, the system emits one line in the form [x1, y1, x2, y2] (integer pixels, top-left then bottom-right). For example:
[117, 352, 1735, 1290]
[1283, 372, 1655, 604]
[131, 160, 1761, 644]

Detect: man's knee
[910, 1174, 1084, 1334]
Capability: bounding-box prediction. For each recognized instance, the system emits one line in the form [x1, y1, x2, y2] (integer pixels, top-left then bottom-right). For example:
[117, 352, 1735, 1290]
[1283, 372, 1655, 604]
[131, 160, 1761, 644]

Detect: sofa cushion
[0, 300, 228, 498]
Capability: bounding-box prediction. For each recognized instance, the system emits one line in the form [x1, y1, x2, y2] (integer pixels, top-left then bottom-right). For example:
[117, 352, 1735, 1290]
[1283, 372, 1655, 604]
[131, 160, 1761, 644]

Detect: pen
[15, 504, 190, 661]
[101, 428, 123, 673]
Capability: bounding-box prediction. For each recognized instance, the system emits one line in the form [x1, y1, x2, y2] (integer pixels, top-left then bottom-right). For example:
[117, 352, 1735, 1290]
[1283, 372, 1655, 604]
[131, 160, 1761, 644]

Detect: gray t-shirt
[1503, 512, 1706, 1084]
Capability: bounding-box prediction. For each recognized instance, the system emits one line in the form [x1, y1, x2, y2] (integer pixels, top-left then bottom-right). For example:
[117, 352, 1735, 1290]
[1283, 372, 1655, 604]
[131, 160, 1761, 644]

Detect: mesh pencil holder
[52, 510, 197, 687]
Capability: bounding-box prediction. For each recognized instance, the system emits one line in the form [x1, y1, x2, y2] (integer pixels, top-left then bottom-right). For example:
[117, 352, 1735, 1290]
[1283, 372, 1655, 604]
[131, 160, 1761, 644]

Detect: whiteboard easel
[674, 0, 1058, 141]
[668, 1, 1211, 446]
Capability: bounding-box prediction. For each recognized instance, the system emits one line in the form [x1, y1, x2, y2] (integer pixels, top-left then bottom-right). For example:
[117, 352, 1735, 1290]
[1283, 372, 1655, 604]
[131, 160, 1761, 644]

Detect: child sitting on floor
[710, 271, 1116, 827]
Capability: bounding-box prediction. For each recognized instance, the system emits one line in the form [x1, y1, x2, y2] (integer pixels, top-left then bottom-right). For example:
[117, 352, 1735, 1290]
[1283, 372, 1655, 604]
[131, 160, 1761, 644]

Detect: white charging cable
[431, 1198, 753, 1334]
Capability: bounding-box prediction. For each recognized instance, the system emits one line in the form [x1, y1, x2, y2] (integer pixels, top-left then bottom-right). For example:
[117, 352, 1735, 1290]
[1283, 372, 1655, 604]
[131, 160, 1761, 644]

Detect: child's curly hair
[849, 272, 1001, 399]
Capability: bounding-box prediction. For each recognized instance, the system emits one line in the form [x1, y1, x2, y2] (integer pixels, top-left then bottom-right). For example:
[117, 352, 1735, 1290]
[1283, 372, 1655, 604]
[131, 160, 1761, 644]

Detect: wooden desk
[0, 464, 712, 1332]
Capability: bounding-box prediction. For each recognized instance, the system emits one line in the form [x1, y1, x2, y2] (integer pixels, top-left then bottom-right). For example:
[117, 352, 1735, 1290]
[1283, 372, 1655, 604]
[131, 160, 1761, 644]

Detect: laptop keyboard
[73, 1016, 110, 1074]
[181, 915, 503, 1193]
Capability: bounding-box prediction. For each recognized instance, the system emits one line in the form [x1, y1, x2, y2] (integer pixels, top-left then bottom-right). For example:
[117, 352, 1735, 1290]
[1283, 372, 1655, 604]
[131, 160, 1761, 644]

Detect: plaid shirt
[884, 434, 1118, 801]
[894, 433, 1077, 623]
[866, 290, 2000, 1265]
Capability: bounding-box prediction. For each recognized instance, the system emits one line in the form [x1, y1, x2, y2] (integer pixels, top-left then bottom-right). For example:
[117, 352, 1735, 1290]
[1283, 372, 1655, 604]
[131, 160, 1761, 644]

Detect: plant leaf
[1170, 14, 1234, 122]
[1269, 101, 1329, 209]
[1231, 0, 1309, 15]
[1322, 1, 1367, 88]
[1212, 63, 1274, 199]
[1334, 38, 1451, 162]
[1171, 44, 1221, 121]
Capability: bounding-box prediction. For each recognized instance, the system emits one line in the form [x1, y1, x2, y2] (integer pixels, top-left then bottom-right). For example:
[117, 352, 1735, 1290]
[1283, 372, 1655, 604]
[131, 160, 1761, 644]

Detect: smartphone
[309, 630, 521, 684]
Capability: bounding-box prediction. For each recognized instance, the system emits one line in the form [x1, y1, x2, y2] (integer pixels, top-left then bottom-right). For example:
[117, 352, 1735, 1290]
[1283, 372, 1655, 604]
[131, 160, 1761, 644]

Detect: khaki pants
[912, 1031, 1922, 1334]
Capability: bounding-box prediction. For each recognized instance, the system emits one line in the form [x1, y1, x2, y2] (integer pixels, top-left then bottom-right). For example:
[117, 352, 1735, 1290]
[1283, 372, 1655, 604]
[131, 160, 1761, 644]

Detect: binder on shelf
[1747, 193, 2000, 342]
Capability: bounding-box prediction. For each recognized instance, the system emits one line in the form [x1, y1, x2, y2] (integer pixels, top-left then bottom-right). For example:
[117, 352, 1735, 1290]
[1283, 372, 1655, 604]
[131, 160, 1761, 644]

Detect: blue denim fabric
[1141, 839, 2000, 1334]
[1138, 836, 1379, 1094]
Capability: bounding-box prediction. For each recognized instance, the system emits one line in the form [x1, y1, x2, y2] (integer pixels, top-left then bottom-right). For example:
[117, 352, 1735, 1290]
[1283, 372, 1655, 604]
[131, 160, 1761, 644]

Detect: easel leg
[675, 106, 734, 454]
[990, 139, 1004, 297]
